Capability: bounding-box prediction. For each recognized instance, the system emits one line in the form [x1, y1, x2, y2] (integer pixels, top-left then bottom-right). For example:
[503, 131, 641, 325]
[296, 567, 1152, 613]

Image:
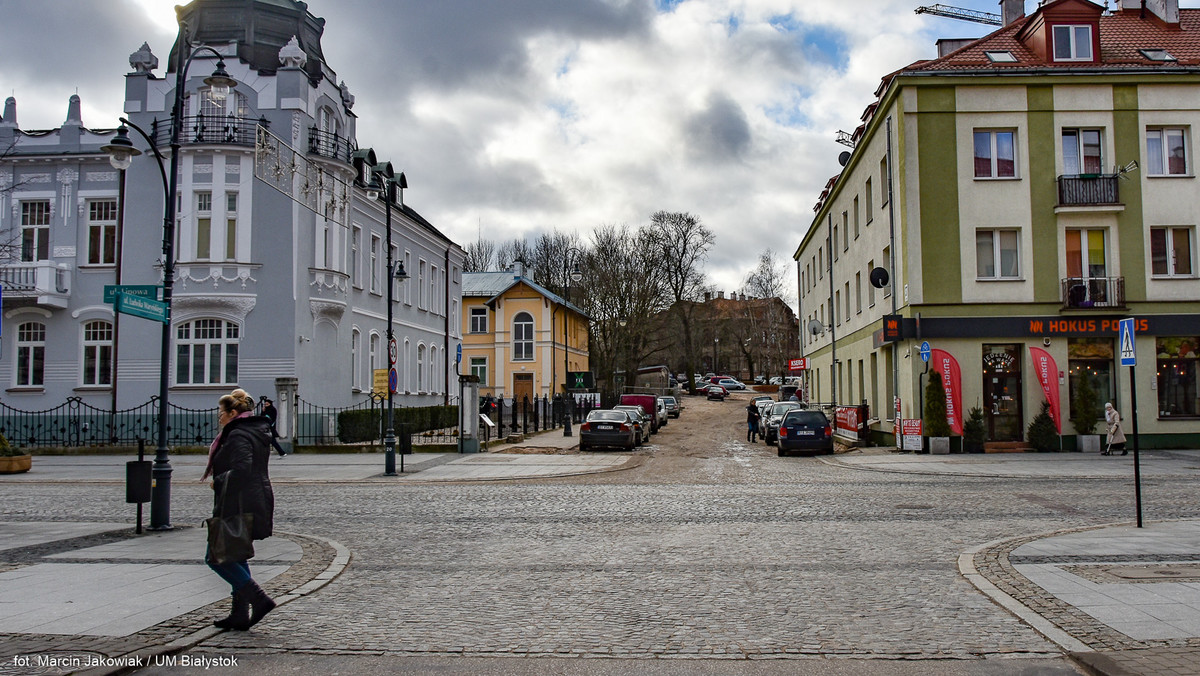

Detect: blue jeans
[206, 544, 252, 592]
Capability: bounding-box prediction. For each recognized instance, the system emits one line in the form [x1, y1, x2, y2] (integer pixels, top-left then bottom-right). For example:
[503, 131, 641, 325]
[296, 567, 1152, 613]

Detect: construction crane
[914, 4, 1002, 25]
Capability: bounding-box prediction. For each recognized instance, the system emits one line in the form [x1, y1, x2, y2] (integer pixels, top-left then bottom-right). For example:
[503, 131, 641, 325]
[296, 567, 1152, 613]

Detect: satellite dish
[808, 319, 824, 336]
[869, 267, 890, 289]
[837, 151, 851, 167]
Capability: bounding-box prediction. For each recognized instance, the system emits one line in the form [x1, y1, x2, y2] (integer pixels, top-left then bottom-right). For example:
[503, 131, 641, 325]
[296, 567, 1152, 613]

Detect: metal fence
[0, 396, 219, 448]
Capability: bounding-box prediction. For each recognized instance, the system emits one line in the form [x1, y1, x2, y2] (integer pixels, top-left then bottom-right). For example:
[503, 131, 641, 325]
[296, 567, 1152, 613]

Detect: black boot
[213, 592, 249, 630]
[231, 581, 276, 630]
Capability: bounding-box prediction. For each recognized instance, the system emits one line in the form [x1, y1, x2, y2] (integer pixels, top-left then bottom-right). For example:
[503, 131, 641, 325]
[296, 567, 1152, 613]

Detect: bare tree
[647, 211, 714, 392]
[463, 237, 496, 272]
[496, 239, 533, 271]
[740, 250, 796, 382]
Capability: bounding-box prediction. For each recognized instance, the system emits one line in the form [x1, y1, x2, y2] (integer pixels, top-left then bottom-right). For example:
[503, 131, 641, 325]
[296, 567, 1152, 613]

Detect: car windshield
[784, 410, 828, 426]
[587, 410, 629, 422]
[614, 406, 644, 417]
[770, 402, 801, 416]
[663, 397, 676, 405]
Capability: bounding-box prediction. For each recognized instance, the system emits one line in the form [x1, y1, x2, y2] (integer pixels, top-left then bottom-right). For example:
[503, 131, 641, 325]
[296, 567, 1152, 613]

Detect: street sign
[456, 343, 462, 364]
[372, 369, 388, 395]
[388, 368, 398, 394]
[567, 371, 594, 389]
[113, 292, 169, 323]
[919, 341, 931, 363]
[788, 358, 808, 371]
[388, 338, 397, 364]
[1119, 318, 1136, 366]
[104, 284, 160, 304]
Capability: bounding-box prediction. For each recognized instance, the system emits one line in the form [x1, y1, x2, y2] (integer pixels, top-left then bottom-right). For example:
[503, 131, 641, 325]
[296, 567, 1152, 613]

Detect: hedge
[337, 405, 459, 443]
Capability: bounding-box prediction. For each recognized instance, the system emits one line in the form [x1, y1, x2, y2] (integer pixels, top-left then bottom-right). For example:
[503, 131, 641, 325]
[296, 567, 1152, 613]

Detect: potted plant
[1070, 373, 1102, 453]
[963, 406, 986, 453]
[0, 433, 31, 474]
[1027, 401, 1059, 453]
[924, 372, 952, 454]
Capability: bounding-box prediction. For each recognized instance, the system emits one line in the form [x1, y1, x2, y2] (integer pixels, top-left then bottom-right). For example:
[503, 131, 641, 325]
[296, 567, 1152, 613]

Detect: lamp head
[569, 261, 582, 283]
[204, 60, 236, 101]
[101, 125, 142, 170]
[393, 261, 410, 280]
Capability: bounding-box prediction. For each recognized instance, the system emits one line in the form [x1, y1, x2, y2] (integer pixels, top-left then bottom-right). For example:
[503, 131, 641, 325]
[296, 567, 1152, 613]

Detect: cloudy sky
[4, 0, 1194, 295]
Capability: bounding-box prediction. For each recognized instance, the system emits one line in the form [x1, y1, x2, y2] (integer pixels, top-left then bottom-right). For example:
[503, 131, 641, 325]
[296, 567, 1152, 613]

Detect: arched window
[417, 344, 426, 392]
[82, 320, 114, 386]
[176, 319, 239, 385]
[429, 346, 439, 393]
[513, 312, 534, 361]
[369, 333, 380, 380]
[16, 321, 45, 387]
[351, 329, 361, 390]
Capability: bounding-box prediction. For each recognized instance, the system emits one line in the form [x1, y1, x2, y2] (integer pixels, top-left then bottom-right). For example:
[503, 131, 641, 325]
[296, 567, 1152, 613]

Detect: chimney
[704, 291, 711, 302]
[1121, 0, 1180, 24]
[718, 291, 725, 299]
[1000, 0, 1025, 26]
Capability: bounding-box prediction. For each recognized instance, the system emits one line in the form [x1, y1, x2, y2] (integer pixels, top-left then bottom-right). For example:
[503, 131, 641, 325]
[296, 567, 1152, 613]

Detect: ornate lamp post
[366, 164, 409, 475]
[561, 247, 583, 437]
[103, 25, 237, 530]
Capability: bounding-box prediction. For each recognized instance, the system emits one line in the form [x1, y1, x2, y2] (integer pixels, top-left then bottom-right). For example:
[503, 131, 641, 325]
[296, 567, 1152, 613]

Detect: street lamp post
[103, 24, 237, 530]
[367, 164, 409, 475]
[562, 247, 583, 437]
[713, 337, 719, 374]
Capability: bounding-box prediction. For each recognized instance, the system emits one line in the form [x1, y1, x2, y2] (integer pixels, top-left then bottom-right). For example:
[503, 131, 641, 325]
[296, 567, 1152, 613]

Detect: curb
[77, 531, 351, 676]
[817, 455, 1132, 480]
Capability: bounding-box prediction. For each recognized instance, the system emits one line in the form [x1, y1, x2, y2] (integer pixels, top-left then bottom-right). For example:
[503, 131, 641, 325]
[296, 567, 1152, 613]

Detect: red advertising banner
[835, 406, 860, 440]
[1028, 346, 1061, 433]
[929, 349, 963, 435]
[788, 358, 809, 371]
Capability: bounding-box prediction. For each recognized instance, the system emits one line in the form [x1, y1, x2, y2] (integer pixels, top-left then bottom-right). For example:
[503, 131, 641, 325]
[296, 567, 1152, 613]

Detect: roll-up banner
[1029, 346, 1061, 434]
[929, 349, 963, 435]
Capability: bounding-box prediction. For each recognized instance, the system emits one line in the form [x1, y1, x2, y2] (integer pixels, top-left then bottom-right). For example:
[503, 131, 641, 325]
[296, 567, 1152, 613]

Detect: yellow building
[461, 265, 589, 401]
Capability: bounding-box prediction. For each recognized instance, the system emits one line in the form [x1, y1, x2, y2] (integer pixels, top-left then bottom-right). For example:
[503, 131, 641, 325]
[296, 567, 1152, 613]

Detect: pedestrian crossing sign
[1119, 318, 1136, 366]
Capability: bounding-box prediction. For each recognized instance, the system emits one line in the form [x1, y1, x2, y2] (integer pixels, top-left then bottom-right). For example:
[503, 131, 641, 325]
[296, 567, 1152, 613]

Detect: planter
[0, 454, 32, 474]
[928, 437, 950, 455]
[1077, 434, 1101, 454]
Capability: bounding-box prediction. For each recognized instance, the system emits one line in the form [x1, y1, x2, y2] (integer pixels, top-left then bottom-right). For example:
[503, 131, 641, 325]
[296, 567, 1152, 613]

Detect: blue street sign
[1119, 318, 1136, 366]
[919, 341, 931, 363]
[456, 343, 462, 364]
[388, 367, 398, 393]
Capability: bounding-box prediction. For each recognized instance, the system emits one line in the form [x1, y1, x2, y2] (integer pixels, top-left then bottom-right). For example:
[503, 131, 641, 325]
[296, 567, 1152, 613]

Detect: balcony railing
[308, 127, 355, 163]
[0, 261, 71, 309]
[1057, 174, 1120, 207]
[152, 114, 266, 148]
[1061, 276, 1124, 309]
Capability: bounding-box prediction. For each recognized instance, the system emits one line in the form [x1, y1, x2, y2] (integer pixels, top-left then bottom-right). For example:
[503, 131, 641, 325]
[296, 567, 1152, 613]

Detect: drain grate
[894, 504, 934, 510]
[1065, 563, 1200, 584]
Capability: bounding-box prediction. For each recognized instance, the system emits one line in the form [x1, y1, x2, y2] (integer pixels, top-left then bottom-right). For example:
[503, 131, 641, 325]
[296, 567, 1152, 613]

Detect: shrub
[1070, 374, 1102, 436]
[963, 406, 986, 453]
[337, 405, 459, 443]
[0, 432, 17, 457]
[923, 372, 953, 437]
[1027, 401, 1059, 452]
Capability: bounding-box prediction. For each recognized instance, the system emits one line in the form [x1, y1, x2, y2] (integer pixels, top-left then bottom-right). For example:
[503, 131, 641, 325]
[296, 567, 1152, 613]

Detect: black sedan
[705, 384, 728, 401]
[777, 410, 834, 456]
[579, 409, 638, 452]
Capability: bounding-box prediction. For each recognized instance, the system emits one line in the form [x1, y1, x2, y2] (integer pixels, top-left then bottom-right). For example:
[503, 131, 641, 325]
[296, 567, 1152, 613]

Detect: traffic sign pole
[1119, 318, 1143, 528]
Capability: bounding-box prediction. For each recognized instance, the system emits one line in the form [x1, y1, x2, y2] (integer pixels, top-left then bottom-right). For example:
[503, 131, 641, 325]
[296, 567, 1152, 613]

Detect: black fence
[0, 396, 219, 448]
[1057, 174, 1120, 206]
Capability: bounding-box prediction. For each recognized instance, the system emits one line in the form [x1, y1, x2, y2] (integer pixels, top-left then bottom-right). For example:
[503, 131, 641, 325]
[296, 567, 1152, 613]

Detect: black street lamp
[103, 24, 238, 530]
[561, 247, 583, 437]
[366, 164, 409, 475]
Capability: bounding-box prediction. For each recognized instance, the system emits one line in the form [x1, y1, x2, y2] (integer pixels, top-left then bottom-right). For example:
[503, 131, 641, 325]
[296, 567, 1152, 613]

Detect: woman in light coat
[1104, 402, 1127, 455]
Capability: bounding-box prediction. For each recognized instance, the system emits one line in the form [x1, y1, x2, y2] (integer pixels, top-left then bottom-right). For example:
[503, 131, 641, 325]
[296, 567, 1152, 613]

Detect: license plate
[596, 424, 614, 430]
[795, 430, 815, 436]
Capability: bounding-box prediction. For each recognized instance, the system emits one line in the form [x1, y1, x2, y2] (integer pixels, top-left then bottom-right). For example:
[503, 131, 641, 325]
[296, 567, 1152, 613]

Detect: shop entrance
[983, 344, 1023, 441]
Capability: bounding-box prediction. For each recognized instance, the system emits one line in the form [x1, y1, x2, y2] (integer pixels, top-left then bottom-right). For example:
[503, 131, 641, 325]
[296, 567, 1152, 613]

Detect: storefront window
[1068, 338, 1114, 419]
[1157, 337, 1199, 418]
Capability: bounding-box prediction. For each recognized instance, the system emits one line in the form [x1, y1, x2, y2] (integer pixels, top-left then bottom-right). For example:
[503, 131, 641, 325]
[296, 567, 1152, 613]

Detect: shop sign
[788, 358, 809, 371]
[901, 419, 922, 451]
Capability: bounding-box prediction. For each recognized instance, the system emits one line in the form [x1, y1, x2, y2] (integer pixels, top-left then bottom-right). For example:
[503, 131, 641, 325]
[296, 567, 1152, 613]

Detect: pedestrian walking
[203, 388, 278, 631]
[1104, 401, 1127, 455]
[746, 402, 761, 443]
[261, 397, 286, 457]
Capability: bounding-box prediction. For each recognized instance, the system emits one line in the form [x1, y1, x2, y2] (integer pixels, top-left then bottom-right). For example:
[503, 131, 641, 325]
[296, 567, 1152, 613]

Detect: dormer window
[1052, 25, 1093, 62]
[985, 51, 1018, 63]
[1139, 48, 1177, 62]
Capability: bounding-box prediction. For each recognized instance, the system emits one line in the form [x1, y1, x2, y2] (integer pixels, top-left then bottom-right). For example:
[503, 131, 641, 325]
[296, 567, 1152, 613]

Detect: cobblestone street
[4, 392, 1198, 674]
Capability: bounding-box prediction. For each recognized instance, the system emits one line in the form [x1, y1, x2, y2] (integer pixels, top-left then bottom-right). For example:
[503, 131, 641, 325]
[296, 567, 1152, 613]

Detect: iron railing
[1061, 276, 1125, 309]
[1057, 174, 1120, 207]
[307, 127, 355, 163]
[152, 114, 265, 147]
[0, 396, 217, 448]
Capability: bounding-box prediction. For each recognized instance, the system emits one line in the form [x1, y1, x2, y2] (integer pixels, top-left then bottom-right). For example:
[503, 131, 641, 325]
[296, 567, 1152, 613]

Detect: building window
[844, 282, 851, 321]
[867, 260, 876, 308]
[853, 196, 860, 239]
[470, 357, 488, 386]
[1157, 337, 1199, 418]
[985, 50, 1018, 63]
[175, 319, 239, 385]
[87, 200, 118, 265]
[20, 201, 50, 262]
[419, 259, 428, 310]
[1063, 129, 1103, 175]
[82, 320, 114, 386]
[352, 329, 361, 390]
[973, 130, 1017, 178]
[855, 272, 862, 314]
[351, 227, 361, 288]
[865, 179, 873, 224]
[470, 307, 489, 333]
[16, 321, 46, 387]
[369, 235, 381, 293]
[1052, 24, 1093, 62]
[513, 312, 534, 361]
[224, 193, 238, 261]
[976, 229, 1020, 279]
[417, 344, 426, 391]
[1147, 128, 1188, 176]
[834, 291, 841, 326]
[391, 244, 400, 302]
[1068, 338, 1114, 421]
[880, 157, 889, 204]
[195, 192, 212, 260]
[1151, 227, 1194, 277]
[832, 225, 839, 261]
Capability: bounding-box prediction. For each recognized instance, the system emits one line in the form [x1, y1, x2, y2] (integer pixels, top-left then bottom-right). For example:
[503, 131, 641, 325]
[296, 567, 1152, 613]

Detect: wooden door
[513, 373, 534, 408]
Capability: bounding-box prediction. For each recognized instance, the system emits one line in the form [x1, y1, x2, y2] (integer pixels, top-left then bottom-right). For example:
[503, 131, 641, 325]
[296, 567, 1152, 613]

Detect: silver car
[763, 401, 806, 446]
[613, 405, 651, 445]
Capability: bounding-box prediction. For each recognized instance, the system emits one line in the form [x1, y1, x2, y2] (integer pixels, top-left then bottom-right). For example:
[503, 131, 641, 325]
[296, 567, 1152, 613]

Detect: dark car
[777, 409, 833, 456]
[763, 401, 805, 445]
[612, 405, 651, 445]
[580, 409, 637, 452]
[706, 384, 728, 401]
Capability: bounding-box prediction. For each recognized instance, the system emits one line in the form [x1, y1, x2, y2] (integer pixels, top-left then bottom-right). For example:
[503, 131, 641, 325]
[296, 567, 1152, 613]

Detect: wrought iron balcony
[1061, 276, 1124, 310]
[1057, 174, 1120, 207]
[308, 127, 355, 164]
[0, 261, 71, 308]
[152, 114, 266, 148]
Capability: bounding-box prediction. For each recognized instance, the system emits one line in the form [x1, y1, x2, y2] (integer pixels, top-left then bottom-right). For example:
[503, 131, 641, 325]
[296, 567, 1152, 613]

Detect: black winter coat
[210, 415, 275, 540]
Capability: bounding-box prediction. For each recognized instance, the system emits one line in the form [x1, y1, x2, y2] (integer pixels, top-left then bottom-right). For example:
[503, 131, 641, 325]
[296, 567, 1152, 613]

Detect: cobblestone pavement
[2, 393, 1197, 674]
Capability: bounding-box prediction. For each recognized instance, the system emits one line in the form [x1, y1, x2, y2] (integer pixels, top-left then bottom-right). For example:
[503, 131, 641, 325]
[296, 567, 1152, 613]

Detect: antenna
[914, 4, 1002, 26]
[835, 131, 855, 149]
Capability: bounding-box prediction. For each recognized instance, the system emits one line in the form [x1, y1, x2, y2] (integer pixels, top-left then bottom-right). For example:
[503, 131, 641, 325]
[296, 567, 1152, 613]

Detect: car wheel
[777, 448, 788, 457]
[580, 441, 589, 452]
[625, 442, 634, 452]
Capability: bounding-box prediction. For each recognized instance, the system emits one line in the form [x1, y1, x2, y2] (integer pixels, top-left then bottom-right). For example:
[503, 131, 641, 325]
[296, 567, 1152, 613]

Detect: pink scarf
[203, 411, 253, 480]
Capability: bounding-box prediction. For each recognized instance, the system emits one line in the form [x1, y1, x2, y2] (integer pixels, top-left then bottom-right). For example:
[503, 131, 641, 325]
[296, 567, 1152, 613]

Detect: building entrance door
[513, 373, 534, 409]
[983, 344, 1023, 441]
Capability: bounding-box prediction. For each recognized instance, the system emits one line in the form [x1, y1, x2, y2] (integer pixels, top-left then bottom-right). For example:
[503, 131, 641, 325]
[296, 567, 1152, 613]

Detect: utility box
[459, 375, 481, 453]
[126, 460, 152, 503]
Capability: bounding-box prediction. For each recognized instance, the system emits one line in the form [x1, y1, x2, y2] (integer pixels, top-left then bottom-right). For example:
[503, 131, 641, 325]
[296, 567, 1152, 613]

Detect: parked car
[661, 396, 681, 418]
[777, 409, 834, 456]
[716, 377, 746, 391]
[778, 385, 800, 401]
[619, 394, 662, 433]
[579, 409, 637, 452]
[763, 401, 806, 445]
[706, 384, 728, 401]
[751, 395, 773, 422]
[753, 376, 766, 385]
[768, 376, 783, 385]
[613, 405, 650, 445]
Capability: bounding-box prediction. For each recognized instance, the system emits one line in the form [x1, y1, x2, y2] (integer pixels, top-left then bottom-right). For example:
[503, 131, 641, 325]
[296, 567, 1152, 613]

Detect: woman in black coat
[203, 388, 277, 630]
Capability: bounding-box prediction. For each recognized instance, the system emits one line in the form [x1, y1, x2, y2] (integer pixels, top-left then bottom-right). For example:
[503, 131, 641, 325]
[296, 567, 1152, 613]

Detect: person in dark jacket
[261, 397, 286, 457]
[746, 402, 761, 443]
[203, 388, 277, 631]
